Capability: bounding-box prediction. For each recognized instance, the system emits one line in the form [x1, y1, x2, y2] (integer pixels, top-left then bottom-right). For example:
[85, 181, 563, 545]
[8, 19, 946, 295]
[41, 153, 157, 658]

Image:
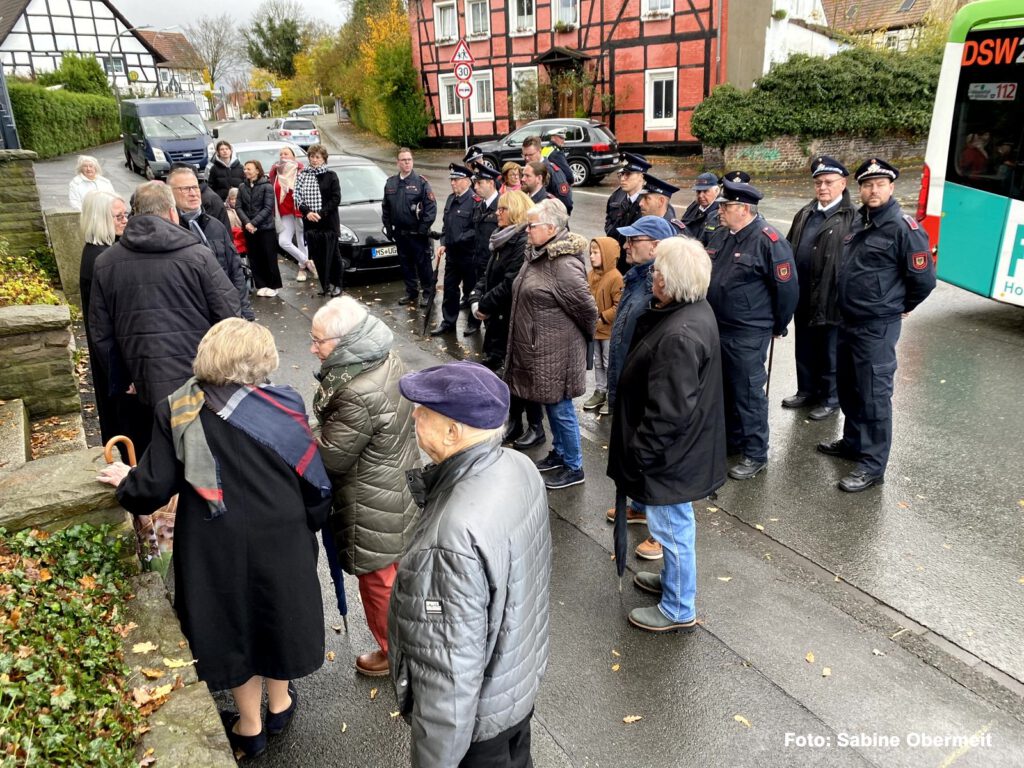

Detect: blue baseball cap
[617, 215, 677, 240]
[693, 172, 720, 191]
[399, 361, 510, 429]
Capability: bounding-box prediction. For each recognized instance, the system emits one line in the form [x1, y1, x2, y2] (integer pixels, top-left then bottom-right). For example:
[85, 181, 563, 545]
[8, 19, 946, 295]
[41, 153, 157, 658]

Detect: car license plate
[372, 245, 398, 259]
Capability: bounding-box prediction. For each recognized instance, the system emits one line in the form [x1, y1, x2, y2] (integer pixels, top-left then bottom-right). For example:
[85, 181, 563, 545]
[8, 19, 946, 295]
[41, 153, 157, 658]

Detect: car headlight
[152, 147, 166, 163]
[337, 225, 359, 244]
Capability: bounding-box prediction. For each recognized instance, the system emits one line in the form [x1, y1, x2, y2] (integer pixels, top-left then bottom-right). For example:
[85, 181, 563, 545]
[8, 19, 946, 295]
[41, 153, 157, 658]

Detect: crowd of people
[82, 132, 935, 765]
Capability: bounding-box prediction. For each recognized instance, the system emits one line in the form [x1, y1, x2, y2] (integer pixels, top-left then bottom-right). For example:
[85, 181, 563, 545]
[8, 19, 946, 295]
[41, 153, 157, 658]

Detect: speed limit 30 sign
[454, 62, 473, 81]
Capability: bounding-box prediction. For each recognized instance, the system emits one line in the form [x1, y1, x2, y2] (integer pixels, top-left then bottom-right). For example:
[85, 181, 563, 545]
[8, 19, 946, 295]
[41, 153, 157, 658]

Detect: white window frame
[438, 74, 463, 123]
[466, 0, 491, 39]
[641, 0, 673, 19]
[470, 70, 494, 120]
[644, 68, 677, 130]
[509, 0, 536, 36]
[433, 0, 458, 45]
[551, 0, 579, 29]
[511, 66, 538, 120]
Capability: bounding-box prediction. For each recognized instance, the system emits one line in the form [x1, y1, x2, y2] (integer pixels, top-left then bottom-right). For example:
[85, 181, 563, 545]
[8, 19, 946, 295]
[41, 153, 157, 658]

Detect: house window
[553, 0, 578, 27]
[471, 70, 494, 120]
[96, 54, 126, 75]
[642, 0, 673, 17]
[511, 0, 535, 34]
[511, 66, 539, 120]
[434, 1, 458, 44]
[645, 68, 677, 130]
[438, 74, 463, 123]
[467, 0, 490, 38]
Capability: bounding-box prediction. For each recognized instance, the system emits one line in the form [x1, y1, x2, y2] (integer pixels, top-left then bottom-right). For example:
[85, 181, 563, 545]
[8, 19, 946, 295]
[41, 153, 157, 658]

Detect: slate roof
[820, 0, 967, 33]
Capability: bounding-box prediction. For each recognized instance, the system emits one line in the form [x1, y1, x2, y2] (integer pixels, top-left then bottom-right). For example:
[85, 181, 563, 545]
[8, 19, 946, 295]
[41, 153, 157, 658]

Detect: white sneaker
[296, 267, 308, 282]
[255, 287, 269, 297]
[305, 262, 319, 279]
[265, 288, 278, 297]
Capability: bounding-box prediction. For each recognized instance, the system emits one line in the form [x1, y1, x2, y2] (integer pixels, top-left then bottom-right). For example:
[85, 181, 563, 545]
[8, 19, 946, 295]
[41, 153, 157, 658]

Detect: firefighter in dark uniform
[523, 135, 573, 213]
[463, 165, 501, 337]
[721, 170, 750, 184]
[706, 179, 799, 481]
[681, 172, 722, 244]
[463, 146, 503, 193]
[430, 164, 478, 336]
[382, 148, 437, 307]
[638, 173, 683, 232]
[542, 129, 574, 185]
[604, 152, 650, 273]
[818, 158, 935, 492]
[782, 156, 856, 421]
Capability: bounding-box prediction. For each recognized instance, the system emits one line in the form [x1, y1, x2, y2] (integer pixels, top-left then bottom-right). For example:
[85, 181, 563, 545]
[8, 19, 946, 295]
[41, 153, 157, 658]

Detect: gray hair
[75, 155, 101, 175]
[526, 197, 568, 230]
[79, 190, 123, 246]
[166, 166, 197, 185]
[313, 295, 367, 340]
[133, 182, 176, 218]
[653, 236, 711, 304]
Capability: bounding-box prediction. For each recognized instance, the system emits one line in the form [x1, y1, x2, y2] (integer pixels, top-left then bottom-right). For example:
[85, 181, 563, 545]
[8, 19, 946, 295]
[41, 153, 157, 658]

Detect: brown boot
[635, 536, 663, 560]
[355, 649, 389, 677]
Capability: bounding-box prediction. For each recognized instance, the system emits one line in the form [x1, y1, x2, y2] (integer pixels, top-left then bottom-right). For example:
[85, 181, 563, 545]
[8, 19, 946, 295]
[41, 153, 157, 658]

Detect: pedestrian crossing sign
[450, 39, 474, 64]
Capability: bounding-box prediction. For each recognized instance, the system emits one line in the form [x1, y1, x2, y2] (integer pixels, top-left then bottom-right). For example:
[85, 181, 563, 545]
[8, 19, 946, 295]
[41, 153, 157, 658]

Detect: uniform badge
[902, 214, 920, 230]
[775, 262, 792, 282]
[868, 161, 882, 175]
[911, 251, 929, 272]
[762, 226, 779, 243]
[427, 191, 435, 201]
[560, 183, 570, 195]
[816, 162, 825, 172]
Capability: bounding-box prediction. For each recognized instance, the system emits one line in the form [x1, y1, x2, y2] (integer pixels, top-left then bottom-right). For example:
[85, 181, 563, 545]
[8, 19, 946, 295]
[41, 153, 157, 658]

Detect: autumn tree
[242, 0, 311, 78]
[184, 14, 245, 87]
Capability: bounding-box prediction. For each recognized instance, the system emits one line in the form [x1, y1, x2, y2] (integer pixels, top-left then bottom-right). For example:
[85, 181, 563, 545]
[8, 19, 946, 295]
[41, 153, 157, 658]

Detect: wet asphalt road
[37, 119, 1024, 766]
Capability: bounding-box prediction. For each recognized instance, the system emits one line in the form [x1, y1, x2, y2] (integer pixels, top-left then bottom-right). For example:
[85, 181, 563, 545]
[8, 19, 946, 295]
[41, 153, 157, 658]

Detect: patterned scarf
[169, 377, 331, 519]
[295, 164, 328, 213]
[276, 160, 299, 203]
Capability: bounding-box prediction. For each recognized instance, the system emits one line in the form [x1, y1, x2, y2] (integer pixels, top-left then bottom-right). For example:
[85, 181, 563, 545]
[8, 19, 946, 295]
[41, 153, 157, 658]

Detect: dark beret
[399, 361, 510, 429]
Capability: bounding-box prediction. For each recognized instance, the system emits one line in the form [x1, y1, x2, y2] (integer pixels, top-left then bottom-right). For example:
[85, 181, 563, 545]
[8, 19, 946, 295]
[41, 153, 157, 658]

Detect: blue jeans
[645, 502, 696, 622]
[544, 398, 583, 471]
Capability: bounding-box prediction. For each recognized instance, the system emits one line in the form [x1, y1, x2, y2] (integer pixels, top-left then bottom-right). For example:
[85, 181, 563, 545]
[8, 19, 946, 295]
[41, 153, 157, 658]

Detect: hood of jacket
[244, 175, 271, 190]
[528, 230, 588, 263]
[589, 236, 619, 275]
[320, 313, 394, 374]
[119, 214, 202, 254]
[214, 155, 239, 169]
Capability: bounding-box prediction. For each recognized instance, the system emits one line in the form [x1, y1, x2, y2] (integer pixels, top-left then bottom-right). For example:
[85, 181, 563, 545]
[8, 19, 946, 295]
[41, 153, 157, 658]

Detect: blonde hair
[653, 237, 712, 304]
[193, 319, 279, 386]
[79, 190, 123, 246]
[499, 190, 533, 226]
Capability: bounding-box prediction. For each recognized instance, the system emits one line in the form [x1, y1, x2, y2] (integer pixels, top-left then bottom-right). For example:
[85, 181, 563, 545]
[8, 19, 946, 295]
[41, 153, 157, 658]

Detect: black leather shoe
[817, 439, 857, 459]
[808, 405, 839, 421]
[419, 294, 433, 308]
[513, 424, 546, 450]
[397, 295, 417, 306]
[782, 393, 811, 408]
[838, 469, 884, 493]
[220, 712, 267, 760]
[503, 421, 525, 444]
[462, 325, 480, 337]
[728, 456, 767, 480]
[266, 683, 298, 736]
[429, 323, 455, 336]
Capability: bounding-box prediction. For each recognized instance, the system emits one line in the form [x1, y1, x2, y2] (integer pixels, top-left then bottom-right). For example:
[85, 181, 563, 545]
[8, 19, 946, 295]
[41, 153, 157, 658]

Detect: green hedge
[9, 83, 120, 160]
[691, 45, 943, 149]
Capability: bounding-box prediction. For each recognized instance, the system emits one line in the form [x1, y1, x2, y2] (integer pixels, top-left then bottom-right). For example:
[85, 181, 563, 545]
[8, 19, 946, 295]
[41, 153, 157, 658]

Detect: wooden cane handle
[104, 435, 137, 467]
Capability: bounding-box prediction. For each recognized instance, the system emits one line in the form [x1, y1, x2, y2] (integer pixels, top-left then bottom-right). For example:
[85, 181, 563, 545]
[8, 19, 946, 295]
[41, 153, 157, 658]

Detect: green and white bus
[919, 0, 1024, 305]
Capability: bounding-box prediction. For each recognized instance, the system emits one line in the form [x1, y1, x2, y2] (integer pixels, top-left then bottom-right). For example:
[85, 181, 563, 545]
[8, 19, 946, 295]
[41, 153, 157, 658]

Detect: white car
[267, 118, 320, 149]
[289, 104, 322, 118]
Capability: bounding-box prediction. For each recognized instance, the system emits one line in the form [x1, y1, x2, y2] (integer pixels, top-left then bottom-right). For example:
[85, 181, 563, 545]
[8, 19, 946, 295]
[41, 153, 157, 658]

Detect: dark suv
[469, 118, 620, 186]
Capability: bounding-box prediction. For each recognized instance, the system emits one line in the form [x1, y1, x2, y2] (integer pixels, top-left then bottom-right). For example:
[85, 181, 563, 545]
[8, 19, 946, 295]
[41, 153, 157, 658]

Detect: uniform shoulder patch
[762, 226, 779, 243]
[910, 251, 930, 272]
[902, 214, 920, 231]
[559, 182, 570, 195]
[775, 262, 793, 282]
[427, 191, 435, 201]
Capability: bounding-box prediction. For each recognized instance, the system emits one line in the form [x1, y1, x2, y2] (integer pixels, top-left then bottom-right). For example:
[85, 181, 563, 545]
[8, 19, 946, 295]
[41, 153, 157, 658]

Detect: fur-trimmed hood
[528, 230, 588, 264]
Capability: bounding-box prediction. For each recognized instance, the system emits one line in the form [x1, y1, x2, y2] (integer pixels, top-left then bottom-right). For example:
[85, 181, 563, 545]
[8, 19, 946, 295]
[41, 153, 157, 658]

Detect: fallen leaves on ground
[131, 641, 158, 654]
[140, 668, 163, 680]
[162, 657, 195, 669]
[113, 622, 138, 638]
[326, 651, 336, 662]
[822, 667, 832, 677]
[734, 714, 751, 728]
[622, 715, 642, 724]
[341, 722, 347, 733]
[390, 711, 400, 718]
[717, 576, 733, 582]
[611, 649, 621, 657]
[707, 506, 719, 512]
[139, 747, 157, 766]
[805, 651, 815, 664]
[332, 624, 344, 633]
[872, 648, 886, 657]
[611, 664, 620, 672]
[369, 688, 378, 700]
[754, 524, 765, 531]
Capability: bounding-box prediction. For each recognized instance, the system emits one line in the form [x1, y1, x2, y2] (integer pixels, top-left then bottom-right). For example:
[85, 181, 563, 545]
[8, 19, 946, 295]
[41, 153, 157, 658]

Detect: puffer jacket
[388, 441, 551, 768]
[208, 156, 244, 200]
[588, 236, 623, 341]
[237, 175, 275, 231]
[504, 230, 598, 404]
[313, 314, 418, 575]
[88, 215, 241, 406]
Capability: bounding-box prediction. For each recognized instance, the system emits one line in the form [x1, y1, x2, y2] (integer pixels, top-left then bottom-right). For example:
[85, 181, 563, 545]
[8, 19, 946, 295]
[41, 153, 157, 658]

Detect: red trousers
[358, 563, 397, 653]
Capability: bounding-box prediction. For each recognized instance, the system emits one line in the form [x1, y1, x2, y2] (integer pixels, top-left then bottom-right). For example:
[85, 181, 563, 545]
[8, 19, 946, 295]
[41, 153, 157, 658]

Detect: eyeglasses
[625, 236, 653, 244]
[813, 179, 841, 188]
[309, 333, 342, 346]
[171, 185, 200, 193]
[112, 212, 129, 221]
[526, 222, 551, 229]
[497, 206, 509, 211]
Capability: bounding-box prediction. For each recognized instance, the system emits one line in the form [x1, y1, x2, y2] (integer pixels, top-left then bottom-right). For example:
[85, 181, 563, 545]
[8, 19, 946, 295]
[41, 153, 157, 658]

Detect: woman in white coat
[68, 155, 116, 211]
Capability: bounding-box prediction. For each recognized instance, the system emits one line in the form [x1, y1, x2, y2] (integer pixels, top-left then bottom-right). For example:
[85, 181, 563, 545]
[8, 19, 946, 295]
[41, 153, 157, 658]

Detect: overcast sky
[114, 0, 348, 37]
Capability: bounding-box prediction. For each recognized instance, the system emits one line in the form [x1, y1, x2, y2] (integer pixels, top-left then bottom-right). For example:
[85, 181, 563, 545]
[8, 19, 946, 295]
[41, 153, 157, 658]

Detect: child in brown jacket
[584, 236, 624, 411]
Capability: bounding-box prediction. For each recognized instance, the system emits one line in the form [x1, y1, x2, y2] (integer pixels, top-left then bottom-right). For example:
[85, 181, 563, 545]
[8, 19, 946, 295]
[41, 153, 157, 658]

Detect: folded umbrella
[613, 487, 628, 592]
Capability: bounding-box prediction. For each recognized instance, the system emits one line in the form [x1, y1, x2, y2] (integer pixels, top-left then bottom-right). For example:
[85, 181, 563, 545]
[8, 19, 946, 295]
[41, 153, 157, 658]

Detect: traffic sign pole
[448, 40, 476, 155]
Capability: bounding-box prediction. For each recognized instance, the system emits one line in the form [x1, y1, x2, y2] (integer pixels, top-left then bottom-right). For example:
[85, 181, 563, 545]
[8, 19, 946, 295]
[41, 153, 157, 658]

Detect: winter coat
[504, 231, 598, 404]
[237, 176, 276, 232]
[68, 173, 115, 211]
[388, 441, 551, 768]
[201, 183, 232, 231]
[470, 224, 528, 362]
[209, 157, 245, 200]
[88, 214, 241, 406]
[608, 299, 727, 505]
[588, 237, 623, 341]
[180, 210, 254, 321]
[606, 260, 654, 406]
[298, 168, 341, 235]
[313, 314, 418, 575]
[786, 189, 856, 327]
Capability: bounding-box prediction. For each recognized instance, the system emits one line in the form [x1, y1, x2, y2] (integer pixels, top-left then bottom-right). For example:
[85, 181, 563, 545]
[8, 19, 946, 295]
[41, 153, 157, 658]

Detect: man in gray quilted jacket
[389, 361, 552, 768]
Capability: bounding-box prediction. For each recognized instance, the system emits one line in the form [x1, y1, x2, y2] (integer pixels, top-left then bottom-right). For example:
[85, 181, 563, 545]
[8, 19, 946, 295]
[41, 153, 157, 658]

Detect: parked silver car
[267, 118, 320, 148]
[289, 103, 322, 118]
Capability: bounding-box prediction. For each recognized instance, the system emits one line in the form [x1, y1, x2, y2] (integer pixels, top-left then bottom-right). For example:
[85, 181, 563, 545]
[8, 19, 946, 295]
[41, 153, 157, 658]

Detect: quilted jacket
[504, 230, 598, 404]
[388, 441, 551, 767]
[313, 314, 418, 575]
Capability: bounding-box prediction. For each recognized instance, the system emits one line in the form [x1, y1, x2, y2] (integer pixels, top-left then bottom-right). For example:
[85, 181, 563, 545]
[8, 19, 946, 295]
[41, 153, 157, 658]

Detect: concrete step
[29, 410, 86, 460]
[0, 399, 30, 471]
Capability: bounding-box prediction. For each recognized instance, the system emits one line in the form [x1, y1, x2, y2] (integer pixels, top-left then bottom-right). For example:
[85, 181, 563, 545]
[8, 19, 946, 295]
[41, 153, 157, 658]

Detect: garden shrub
[0, 525, 142, 767]
[9, 83, 120, 160]
[0, 237, 62, 308]
[36, 53, 112, 98]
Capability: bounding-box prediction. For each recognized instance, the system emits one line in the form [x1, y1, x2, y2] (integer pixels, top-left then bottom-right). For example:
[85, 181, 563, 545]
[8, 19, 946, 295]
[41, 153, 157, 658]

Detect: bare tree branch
[184, 14, 246, 87]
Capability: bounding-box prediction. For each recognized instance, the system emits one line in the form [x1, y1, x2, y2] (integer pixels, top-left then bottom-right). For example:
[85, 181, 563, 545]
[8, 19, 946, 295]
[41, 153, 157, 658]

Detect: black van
[121, 98, 217, 179]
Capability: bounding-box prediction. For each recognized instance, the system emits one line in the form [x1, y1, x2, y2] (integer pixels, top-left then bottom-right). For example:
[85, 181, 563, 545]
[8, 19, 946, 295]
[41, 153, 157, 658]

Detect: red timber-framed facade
[408, 0, 727, 148]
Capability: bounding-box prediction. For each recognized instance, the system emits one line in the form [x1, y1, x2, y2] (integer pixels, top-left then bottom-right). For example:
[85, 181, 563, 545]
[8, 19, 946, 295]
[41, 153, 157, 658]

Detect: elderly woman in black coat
[238, 159, 282, 297]
[296, 144, 343, 297]
[608, 236, 726, 635]
[98, 319, 332, 760]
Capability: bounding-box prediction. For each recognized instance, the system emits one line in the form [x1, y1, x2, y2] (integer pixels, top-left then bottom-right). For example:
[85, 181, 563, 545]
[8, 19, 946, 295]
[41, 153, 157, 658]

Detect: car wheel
[144, 162, 155, 181]
[481, 156, 499, 171]
[569, 159, 591, 186]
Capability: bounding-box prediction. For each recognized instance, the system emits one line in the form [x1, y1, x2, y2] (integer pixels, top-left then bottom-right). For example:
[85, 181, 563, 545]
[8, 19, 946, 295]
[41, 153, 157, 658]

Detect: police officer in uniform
[681, 172, 721, 243]
[818, 158, 935, 492]
[383, 148, 438, 307]
[463, 146, 502, 192]
[721, 170, 750, 185]
[431, 164, 478, 336]
[604, 152, 650, 273]
[463, 165, 501, 337]
[541, 128, 574, 185]
[782, 156, 856, 421]
[638, 173, 682, 231]
[706, 179, 799, 480]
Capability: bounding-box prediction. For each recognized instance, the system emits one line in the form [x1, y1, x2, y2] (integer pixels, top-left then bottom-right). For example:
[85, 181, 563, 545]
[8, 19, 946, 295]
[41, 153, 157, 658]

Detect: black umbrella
[613, 487, 629, 591]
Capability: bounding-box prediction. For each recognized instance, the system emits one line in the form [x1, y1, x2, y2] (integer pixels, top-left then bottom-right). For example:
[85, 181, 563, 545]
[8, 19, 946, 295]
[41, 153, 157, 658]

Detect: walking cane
[765, 337, 776, 399]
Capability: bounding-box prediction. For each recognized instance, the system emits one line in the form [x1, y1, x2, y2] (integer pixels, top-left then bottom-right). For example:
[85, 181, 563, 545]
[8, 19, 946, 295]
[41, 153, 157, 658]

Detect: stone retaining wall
[704, 135, 927, 174]
[0, 304, 80, 417]
[0, 149, 48, 254]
